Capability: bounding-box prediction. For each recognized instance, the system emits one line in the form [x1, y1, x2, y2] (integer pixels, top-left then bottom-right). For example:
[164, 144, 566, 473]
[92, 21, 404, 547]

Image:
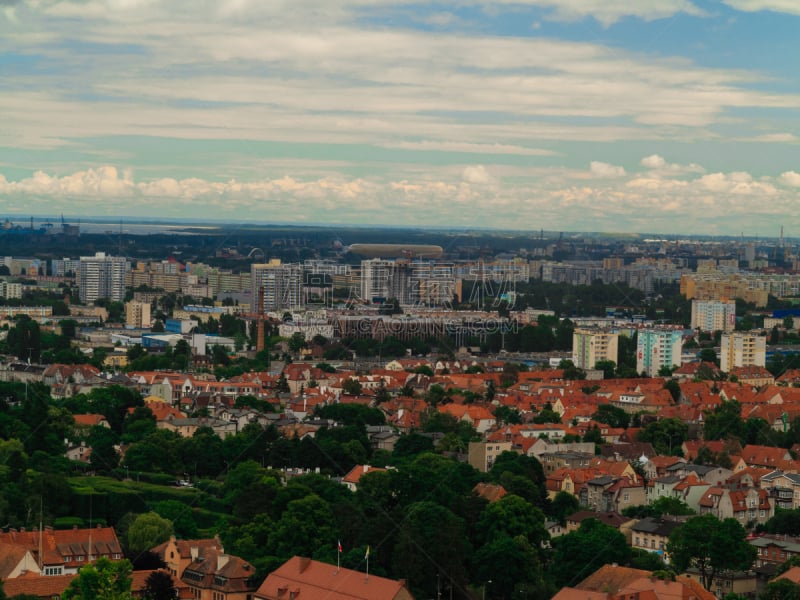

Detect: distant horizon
[0, 213, 793, 243]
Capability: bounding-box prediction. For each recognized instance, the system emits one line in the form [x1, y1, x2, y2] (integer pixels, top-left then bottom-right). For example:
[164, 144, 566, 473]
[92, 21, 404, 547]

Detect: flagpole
[365, 545, 370, 581]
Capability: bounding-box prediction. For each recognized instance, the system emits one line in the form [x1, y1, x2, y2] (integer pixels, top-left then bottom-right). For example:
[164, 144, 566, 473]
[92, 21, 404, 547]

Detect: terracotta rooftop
[255, 556, 414, 600]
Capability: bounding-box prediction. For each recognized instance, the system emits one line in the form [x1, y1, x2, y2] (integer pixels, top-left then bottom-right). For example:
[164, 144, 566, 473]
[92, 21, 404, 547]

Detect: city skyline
[1, 0, 799, 235]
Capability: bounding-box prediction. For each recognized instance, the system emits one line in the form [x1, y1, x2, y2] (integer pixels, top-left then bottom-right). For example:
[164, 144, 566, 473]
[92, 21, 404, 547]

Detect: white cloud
[722, 0, 800, 16]
[509, 0, 705, 26]
[461, 165, 493, 184]
[640, 154, 666, 169]
[639, 154, 705, 175]
[384, 141, 557, 156]
[3, 164, 800, 234]
[747, 133, 799, 143]
[590, 161, 626, 177]
[0, 2, 796, 152]
[779, 171, 800, 187]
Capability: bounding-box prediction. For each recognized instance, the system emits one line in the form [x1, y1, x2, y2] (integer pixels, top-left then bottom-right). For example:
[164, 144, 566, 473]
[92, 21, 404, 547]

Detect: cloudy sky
[1, 0, 799, 235]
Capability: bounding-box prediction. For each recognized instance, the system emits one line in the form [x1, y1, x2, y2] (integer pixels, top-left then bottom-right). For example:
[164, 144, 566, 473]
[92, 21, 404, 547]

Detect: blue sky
[1, 0, 799, 235]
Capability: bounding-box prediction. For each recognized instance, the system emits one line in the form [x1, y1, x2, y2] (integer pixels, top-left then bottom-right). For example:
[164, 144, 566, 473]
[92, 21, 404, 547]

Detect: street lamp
[483, 580, 492, 600]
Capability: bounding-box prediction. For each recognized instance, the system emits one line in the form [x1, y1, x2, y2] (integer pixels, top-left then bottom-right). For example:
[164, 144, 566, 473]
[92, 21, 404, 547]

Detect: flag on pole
[338, 540, 343, 554]
[364, 545, 370, 559]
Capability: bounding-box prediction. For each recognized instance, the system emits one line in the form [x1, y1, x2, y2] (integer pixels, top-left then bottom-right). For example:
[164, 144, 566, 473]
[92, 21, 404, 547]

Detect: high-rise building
[720, 332, 767, 373]
[360, 259, 458, 307]
[637, 329, 683, 376]
[251, 261, 304, 312]
[572, 328, 619, 371]
[360, 259, 412, 305]
[78, 252, 127, 304]
[125, 300, 151, 329]
[691, 299, 736, 332]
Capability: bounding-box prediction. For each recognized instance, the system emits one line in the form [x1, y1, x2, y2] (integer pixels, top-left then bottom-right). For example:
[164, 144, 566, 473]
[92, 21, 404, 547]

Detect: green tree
[472, 535, 549, 600]
[760, 579, 800, 600]
[592, 404, 630, 429]
[127, 512, 174, 555]
[595, 360, 616, 380]
[393, 501, 469, 600]
[703, 400, 747, 443]
[270, 494, 337, 559]
[667, 514, 756, 591]
[61, 557, 133, 600]
[141, 570, 177, 600]
[664, 379, 682, 403]
[342, 378, 363, 395]
[550, 491, 580, 525]
[699, 348, 718, 365]
[550, 518, 631, 588]
[6, 316, 41, 362]
[476, 494, 548, 549]
[763, 509, 800, 536]
[287, 332, 306, 353]
[637, 418, 688, 456]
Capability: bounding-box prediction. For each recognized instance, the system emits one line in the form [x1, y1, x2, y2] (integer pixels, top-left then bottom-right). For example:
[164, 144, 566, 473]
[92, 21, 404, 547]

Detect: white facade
[251, 261, 304, 311]
[0, 280, 22, 299]
[691, 299, 736, 332]
[637, 329, 683, 376]
[79, 252, 127, 304]
[720, 332, 767, 372]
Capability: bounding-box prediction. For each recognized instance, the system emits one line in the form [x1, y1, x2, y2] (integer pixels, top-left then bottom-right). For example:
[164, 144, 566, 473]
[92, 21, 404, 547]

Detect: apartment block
[251, 261, 304, 311]
[78, 252, 127, 304]
[720, 332, 766, 373]
[636, 329, 683, 377]
[572, 328, 619, 371]
[691, 299, 736, 332]
[125, 300, 151, 329]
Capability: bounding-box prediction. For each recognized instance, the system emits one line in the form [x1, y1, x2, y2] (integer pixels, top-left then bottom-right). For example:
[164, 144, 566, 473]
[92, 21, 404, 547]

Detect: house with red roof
[439, 403, 495, 433]
[741, 444, 794, 470]
[342, 464, 388, 492]
[255, 556, 415, 600]
[552, 564, 716, 600]
[0, 525, 123, 577]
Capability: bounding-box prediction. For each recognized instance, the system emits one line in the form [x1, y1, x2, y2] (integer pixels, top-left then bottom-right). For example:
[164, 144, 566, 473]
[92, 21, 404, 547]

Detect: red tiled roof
[255, 556, 413, 600]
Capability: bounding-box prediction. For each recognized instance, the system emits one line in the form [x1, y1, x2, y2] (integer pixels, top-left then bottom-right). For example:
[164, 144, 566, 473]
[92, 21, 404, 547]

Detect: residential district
[5, 225, 800, 599]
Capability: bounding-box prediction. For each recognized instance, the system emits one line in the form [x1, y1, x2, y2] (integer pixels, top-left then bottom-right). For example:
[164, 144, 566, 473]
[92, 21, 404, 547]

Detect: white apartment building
[571, 328, 619, 371]
[720, 332, 767, 373]
[360, 259, 412, 305]
[79, 252, 127, 304]
[251, 261, 304, 312]
[0, 280, 22, 299]
[637, 329, 683, 376]
[51, 257, 81, 277]
[691, 299, 736, 332]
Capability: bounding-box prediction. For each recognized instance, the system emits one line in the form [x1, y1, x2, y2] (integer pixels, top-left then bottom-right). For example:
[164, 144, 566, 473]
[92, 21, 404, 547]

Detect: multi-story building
[572, 328, 619, 371]
[251, 260, 304, 312]
[50, 257, 81, 277]
[125, 300, 151, 329]
[360, 259, 412, 304]
[0, 280, 22, 299]
[360, 259, 459, 307]
[468, 440, 513, 472]
[636, 329, 683, 376]
[691, 299, 736, 332]
[78, 252, 127, 304]
[720, 332, 767, 373]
